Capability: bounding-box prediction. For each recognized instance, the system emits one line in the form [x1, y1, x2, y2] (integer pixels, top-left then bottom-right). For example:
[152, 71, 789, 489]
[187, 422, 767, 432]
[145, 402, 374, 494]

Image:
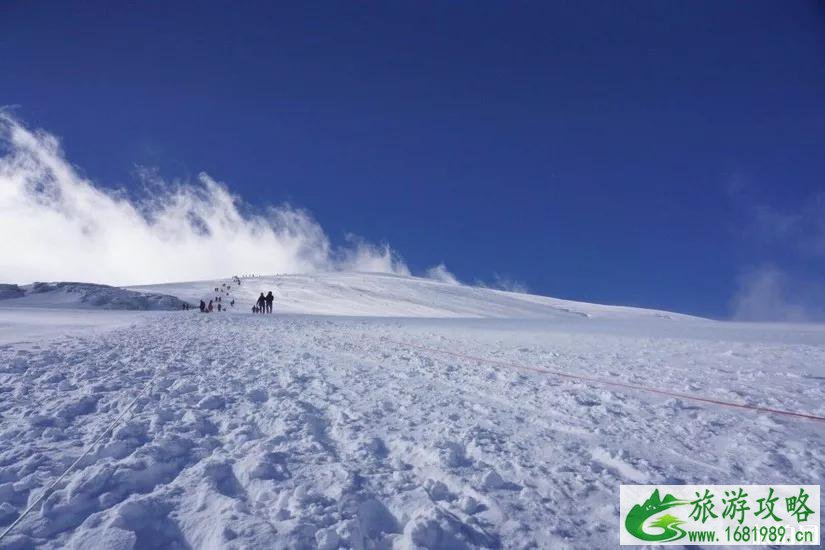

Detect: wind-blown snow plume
[731, 264, 825, 322]
[728, 178, 825, 321]
[0, 115, 409, 285]
[425, 263, 460, 285]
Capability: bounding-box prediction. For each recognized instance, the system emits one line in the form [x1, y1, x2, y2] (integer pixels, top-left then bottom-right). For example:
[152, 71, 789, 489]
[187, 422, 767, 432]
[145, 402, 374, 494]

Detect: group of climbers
[197, 277, 241, 313]
[252, 291, 274, 314]
[188, 276, 276, 315]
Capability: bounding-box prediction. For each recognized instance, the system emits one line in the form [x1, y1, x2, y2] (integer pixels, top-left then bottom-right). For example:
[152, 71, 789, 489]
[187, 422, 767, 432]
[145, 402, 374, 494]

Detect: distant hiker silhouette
[256, 293, 266, 314]
[265, 291, 274, 313]
[208, 300, 214, 312]
[199, 300, 206, 313]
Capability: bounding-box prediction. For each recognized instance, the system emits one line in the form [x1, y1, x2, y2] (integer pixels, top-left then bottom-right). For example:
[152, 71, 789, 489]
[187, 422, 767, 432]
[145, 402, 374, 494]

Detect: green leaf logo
[625, 489, 689, 542]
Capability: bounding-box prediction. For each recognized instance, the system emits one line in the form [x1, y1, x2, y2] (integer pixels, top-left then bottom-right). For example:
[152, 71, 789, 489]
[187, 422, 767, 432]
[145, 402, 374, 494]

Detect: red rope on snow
[386, 339, 825, 423]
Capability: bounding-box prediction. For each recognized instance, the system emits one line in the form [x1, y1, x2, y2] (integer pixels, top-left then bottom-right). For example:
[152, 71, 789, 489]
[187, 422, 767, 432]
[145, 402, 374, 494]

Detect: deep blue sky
[3, 1, 824, 318]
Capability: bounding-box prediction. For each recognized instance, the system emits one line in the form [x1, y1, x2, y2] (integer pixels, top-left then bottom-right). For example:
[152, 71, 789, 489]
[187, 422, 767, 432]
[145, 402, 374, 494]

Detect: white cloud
[473, 274, 528, 294]
[730, 178, 825, 258]
[337, 234, 410, 276]
[0, 114, 410, 285]
[730, 265, 825, 322]
[424, 263, 460, 285]
[728, 179, 825, 321]
[491, 274, 529, 293]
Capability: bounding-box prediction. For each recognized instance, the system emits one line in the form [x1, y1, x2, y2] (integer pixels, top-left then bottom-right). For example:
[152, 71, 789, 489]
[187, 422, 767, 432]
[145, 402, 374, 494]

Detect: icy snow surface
[129, 272, 699, 320]
[0, 273, 823, 549]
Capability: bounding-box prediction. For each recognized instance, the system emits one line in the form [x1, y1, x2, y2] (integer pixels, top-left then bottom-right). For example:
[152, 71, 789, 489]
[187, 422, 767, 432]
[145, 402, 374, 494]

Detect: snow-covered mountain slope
[129, 272, 699, 320]
[0, 282, 185, 311]
[1, 273, 823, 549]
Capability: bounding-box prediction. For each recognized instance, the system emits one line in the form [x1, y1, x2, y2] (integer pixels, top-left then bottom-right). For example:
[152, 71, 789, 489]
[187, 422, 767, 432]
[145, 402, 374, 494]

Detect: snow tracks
[1, 314, 824, 548]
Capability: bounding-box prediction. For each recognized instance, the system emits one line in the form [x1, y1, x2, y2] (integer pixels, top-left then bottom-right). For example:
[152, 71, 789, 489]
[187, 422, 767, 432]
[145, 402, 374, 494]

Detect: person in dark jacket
[208, 300, 214, 312]
[265, 291, 274, 313]
[199, 300, 206, 313]
[256, 293, 266, 314]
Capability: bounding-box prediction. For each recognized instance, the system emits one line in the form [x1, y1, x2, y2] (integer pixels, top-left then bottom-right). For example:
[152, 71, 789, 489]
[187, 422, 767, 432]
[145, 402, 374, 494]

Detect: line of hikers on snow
[198, 297, 235, 313]
[189, 276, 275, 314]
[196, 291, 274, 314]
[197, 279, 240, 313]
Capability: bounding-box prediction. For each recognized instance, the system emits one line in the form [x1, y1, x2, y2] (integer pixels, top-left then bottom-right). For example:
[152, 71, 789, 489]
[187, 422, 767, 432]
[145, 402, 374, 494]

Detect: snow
[129, 272, 699, 320]
[0, 309, 159, 347]
[0, 273, 823, 549]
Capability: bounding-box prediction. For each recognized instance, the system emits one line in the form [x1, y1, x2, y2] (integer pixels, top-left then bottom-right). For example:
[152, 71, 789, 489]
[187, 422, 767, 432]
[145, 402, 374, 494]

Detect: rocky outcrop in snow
[0, 284, 24, 300]
[0, 282, 187, 310]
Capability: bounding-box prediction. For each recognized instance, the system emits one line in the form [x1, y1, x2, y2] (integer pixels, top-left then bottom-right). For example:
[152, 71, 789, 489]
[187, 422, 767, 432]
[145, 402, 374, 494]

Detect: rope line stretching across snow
[0, 372, 159, 544]
[385, 338, 825, 424]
